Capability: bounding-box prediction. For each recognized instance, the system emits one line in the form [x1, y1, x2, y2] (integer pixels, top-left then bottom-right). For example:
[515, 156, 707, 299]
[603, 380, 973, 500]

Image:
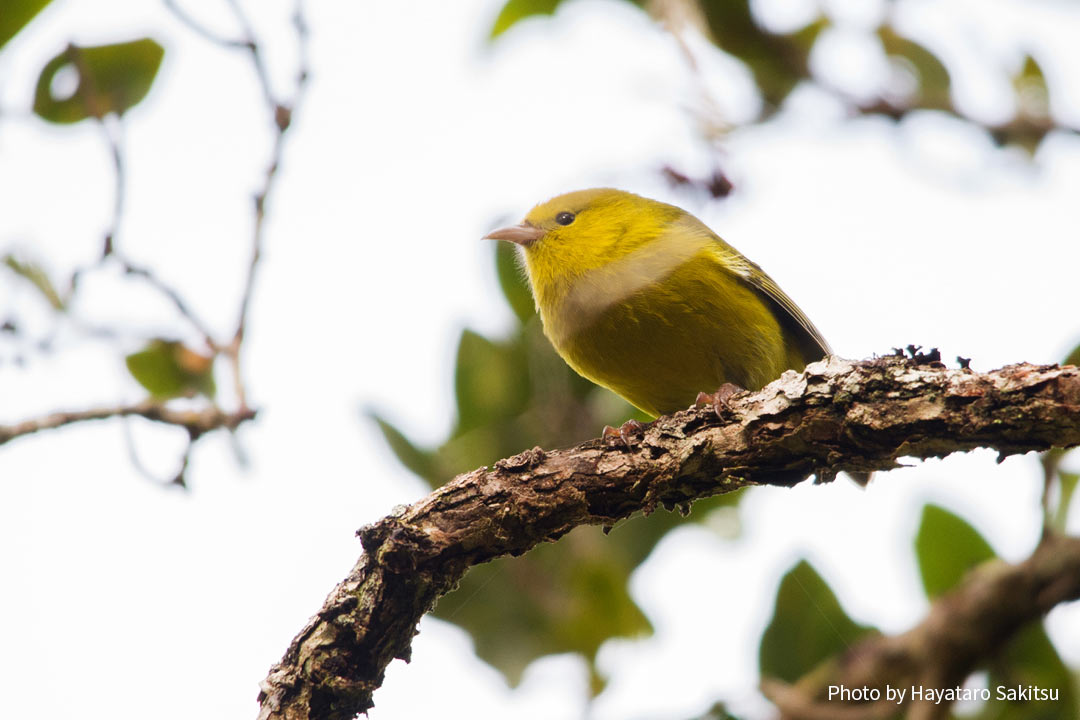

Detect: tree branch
[257, 355, 1080, 720]
[0, 401, 256, 446]
[761, 530, 1080, 720]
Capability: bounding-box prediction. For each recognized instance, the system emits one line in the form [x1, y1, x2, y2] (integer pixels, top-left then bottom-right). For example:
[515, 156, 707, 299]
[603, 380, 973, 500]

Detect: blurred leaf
[435, 493, 738, 691]
[495, 241, 535, 324]
[125, 339, 215, 400]
[1052, 471, 1078, 533]
[972, 624, 1079, 720]
[698, 0, 826, 109]
[759, 560, 875, 684]
[454, 329, 531, 433]
[490, 0, 564, 39]
[915, 504, 995, 599]
[2, 254, 65, 311]
[0, 0, 53, 50]
[435, 524, 650, 689]
[369, 413, 437, 480]
[1013, 54, 1050, 120]
[685, 703, 744, 720]
[34, 39, 164, 124]
[878, 26, 951, 109]
[1064, 341, 1080, 368]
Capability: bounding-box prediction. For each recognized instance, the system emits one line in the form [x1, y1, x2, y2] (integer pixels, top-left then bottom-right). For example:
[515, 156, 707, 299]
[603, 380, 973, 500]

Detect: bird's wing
[677, 215, 832, 360]
[735, 255, 832, 358]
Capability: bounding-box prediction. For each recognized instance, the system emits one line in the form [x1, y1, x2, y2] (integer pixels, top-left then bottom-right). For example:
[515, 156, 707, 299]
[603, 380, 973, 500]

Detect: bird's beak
[483, 222, 544, 247]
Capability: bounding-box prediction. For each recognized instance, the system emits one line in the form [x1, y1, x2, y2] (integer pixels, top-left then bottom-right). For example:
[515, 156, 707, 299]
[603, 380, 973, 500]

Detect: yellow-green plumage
[487, 188, 830, 419]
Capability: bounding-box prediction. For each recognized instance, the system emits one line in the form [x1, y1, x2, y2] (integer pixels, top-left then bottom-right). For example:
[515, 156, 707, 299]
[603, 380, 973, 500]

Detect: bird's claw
[602, 419, 648, 449]
[695, 383, 745, 420]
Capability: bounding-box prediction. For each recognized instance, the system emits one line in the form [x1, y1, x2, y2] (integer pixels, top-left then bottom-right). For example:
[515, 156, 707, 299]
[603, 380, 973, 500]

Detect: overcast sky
[2, 1, 1079, 719]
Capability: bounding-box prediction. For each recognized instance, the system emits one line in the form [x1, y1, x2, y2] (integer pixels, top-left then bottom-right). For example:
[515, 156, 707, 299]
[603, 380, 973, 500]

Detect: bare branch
[162, 0, 248, 48]
[0, 401, 256, 447]
[225, 0, 279, 113]
[120, 415, 197, 488]
[256, 355, 1080, 720]
[99, 117, 124, 258]
[226, 0, 310, 409]
[118, 257, 221, 352]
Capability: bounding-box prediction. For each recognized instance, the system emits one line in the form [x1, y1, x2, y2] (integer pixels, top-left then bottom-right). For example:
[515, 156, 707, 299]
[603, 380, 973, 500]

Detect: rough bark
[256, 354, 1080, 720]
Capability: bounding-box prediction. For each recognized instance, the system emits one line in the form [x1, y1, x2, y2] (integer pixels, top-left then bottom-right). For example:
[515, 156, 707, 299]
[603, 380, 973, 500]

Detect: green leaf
[490, 0, 564, 39]
[34, 38, 164, 124]
[915, 504, 995, 599]
[972, 624, 1079, 720]
[759, 560, 875, 684]
[125, 339, 216, 400]
[454, 329, 530, 433]
[369, 413, 436, 481]
[0, 0, 54, 50]
[878, 26, 951, 110]
[2, 254, 65, 311]
[495, 240, 535, 325]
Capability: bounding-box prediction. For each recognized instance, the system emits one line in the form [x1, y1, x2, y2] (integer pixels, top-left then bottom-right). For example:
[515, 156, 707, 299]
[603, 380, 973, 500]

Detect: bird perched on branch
[484, 188, 839, 463]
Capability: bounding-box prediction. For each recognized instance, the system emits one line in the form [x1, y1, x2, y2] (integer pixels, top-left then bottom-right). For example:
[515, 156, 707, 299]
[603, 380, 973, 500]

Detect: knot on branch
[495, 446, 547, 472]
[356, 518, 437, 574]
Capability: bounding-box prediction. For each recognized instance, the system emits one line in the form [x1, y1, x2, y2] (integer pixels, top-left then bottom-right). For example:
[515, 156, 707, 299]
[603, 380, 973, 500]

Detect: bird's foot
[695, 383, 746, 419]
[602, 418, 649, 449]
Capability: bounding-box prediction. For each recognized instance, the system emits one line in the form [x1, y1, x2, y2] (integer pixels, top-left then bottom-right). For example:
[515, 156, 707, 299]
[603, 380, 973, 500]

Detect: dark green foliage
[758, 559, 875, 684]
[915, 505, 1078, 719]
[915, 504, 995, 599]
[972, 624, 1080, 720]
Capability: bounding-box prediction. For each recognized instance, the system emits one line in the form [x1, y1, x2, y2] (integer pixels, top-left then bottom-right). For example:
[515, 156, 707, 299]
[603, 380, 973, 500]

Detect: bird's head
[484, 188, 683, 302]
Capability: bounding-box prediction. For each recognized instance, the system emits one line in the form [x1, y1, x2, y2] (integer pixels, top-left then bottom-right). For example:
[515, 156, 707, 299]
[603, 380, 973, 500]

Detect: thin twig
[99, 116, 125, 258]
[121, 416, 195, 488]
[118, 257, 221, 352]
[0, 401, 256, 447]
[226, 0, 311, 409]
[226, 0, 281, 113]
[162, 0, 248, 48]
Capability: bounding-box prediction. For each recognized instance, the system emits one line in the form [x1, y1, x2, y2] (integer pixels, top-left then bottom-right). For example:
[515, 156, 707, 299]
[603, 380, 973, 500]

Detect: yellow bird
[485, 188, 831, 423]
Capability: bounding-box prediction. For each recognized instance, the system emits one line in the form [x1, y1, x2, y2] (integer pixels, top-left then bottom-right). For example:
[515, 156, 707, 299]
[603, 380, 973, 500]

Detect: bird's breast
[540, 251, 791, 416]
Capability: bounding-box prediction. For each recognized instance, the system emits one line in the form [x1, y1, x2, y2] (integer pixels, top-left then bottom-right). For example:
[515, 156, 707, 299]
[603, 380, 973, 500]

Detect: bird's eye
[555, 212, 575, 226]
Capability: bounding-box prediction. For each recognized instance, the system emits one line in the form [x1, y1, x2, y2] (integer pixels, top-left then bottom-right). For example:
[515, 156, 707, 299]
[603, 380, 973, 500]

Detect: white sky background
[2, 0, 1080, 718]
